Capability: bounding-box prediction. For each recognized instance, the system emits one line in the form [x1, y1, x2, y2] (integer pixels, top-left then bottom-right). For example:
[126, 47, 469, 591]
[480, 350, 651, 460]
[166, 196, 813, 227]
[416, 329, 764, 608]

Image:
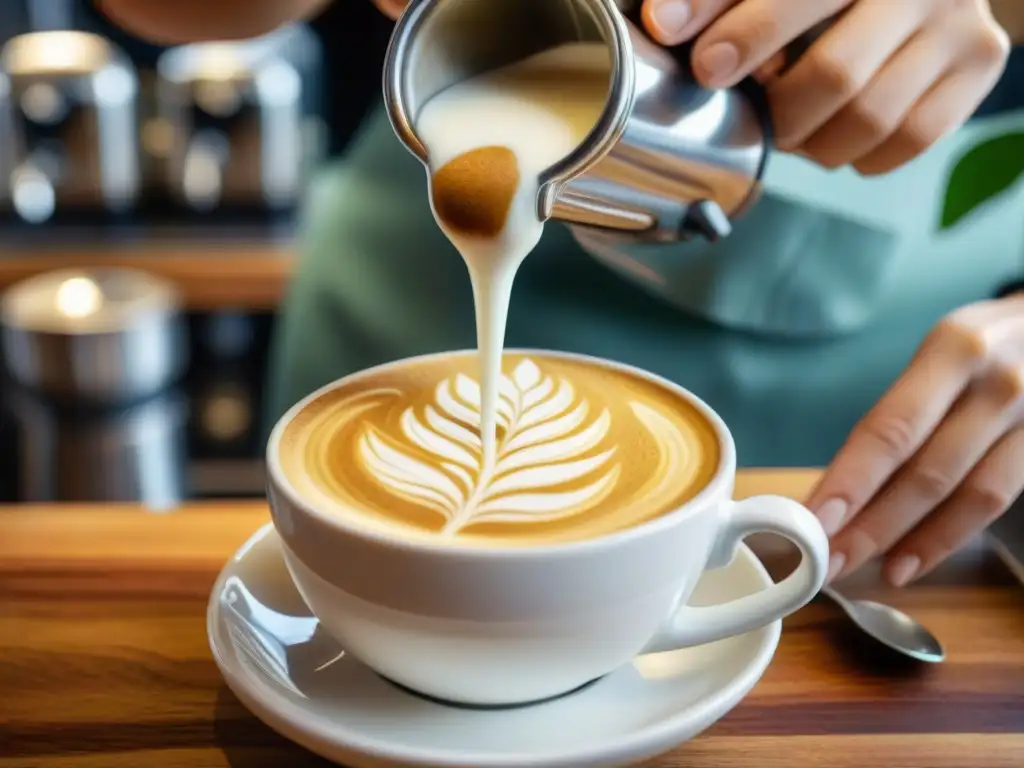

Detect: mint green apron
[264, 103, 1024, 467]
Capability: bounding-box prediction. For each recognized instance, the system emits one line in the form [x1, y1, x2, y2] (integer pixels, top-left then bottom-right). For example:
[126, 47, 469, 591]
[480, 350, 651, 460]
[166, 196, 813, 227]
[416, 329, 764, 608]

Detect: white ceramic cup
[266, 349, 829, 707]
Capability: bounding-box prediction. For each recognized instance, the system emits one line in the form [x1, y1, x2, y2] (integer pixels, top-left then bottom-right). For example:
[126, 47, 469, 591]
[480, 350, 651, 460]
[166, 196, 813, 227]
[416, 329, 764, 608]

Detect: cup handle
[643, 495, 829, 653]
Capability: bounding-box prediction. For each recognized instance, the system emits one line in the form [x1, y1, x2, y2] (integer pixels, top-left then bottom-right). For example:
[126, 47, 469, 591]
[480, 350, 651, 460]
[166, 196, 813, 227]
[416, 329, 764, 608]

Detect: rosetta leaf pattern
[356, 358, 618, 536]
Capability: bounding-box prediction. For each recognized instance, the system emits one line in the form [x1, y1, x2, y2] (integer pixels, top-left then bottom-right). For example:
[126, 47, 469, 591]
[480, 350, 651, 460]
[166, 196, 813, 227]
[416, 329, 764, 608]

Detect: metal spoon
[821, 585, 946, 663]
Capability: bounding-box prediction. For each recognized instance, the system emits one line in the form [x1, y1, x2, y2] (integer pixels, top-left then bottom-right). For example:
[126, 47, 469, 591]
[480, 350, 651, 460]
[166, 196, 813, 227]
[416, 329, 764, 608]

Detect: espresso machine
[154, 23, 324, 218]
[0, 2, 140, 226]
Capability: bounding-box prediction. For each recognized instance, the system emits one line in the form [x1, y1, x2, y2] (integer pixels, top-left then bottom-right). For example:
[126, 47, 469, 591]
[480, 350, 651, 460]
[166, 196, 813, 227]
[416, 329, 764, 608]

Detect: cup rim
[266, 348, 737, 561]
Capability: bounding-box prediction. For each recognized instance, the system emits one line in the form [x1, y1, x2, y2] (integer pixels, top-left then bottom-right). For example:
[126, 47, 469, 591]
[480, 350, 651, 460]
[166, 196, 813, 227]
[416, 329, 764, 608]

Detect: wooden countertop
[1, 469, 1022, 767]
[0, 241, 295, 311]
[995, 0, 1024, 42]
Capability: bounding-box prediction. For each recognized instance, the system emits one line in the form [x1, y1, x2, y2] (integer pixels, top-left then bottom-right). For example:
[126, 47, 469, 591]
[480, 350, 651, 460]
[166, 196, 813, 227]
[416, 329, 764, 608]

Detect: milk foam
[360, 357, 621, 535]
[416, 42, 612, 473]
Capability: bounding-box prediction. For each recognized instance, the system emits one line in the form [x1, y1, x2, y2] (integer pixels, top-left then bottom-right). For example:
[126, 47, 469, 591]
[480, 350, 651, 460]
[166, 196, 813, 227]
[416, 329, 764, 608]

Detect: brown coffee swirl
[278, 353, 720, 546]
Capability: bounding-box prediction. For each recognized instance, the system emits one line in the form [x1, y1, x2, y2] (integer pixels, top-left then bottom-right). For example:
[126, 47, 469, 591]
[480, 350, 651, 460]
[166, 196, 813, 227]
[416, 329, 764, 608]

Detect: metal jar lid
[0, 268, 188, 404]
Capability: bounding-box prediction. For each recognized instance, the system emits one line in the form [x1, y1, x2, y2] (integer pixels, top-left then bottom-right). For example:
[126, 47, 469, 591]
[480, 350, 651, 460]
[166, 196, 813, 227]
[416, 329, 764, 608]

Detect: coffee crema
[278, 353, 720, 546]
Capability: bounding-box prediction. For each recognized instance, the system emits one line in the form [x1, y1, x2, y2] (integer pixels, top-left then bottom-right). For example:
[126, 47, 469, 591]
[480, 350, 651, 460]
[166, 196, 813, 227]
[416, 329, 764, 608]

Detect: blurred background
[0, 0, 394, 506]
[0, 1, 1019, 511]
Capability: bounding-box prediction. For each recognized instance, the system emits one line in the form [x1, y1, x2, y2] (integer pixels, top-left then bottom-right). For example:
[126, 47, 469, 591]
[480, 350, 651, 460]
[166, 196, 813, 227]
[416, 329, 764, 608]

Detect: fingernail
[651, 0, 692, 38]
[887, 555, 921, 587]
[697, 42, 741, 84]
[816, 498, 848, 537]
[826, 553, 846, 583]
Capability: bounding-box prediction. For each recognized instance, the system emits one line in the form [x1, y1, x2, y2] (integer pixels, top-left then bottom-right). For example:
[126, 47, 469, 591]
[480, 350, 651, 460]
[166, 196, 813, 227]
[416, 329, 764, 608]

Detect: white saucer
[208, 523, 782, 768]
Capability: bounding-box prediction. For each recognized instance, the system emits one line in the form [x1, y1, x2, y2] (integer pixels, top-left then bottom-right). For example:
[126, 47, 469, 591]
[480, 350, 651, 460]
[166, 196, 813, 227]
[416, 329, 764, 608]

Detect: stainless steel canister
[0, 267, 187, 403]
[4, 385, 188, 510]
[0, 268, 190, 508]
[155, 23, 323, 213]
[384, 0, 777, 243]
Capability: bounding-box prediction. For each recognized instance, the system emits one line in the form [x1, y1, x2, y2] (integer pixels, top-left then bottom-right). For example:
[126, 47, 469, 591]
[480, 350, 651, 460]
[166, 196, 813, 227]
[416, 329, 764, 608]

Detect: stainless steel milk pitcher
[384, 0, 789, 244]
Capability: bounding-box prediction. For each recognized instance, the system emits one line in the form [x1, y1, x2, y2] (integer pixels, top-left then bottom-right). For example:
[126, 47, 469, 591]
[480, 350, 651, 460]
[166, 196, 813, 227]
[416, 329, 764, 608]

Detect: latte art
[363, 358, 620, 536]
[279, 353, 720, 546]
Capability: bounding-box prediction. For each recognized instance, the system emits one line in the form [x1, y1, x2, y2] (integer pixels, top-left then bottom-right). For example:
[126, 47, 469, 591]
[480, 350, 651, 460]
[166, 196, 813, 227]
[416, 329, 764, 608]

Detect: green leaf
[940, 131, 1024, 231]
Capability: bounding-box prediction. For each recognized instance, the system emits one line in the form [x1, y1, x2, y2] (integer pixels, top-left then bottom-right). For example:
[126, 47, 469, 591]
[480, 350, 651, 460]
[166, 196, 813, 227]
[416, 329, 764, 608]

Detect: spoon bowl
[821, 586, 946, 664]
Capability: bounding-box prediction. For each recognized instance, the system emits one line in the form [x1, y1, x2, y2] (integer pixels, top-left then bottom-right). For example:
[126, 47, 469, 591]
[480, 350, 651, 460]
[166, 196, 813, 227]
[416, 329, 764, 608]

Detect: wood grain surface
[994, 0, 1024, 43]
[1, 470, 1022, 768]
[0, 242, 294, 310]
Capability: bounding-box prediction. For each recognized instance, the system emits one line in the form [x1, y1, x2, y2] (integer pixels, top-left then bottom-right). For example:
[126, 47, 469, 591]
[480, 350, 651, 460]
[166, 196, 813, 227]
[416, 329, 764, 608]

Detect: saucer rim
[208, 522, 782, 768]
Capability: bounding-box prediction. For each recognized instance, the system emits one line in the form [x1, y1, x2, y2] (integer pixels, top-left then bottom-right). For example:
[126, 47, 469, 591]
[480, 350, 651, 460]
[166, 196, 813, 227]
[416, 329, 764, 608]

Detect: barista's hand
[641, 0, 1010, 174]
[806, 295, 1024, 586]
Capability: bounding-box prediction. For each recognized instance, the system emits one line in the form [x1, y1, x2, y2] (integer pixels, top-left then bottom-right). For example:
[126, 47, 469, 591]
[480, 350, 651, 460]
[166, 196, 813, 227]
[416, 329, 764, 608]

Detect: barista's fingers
[689, 0, 851, 88]
[371, 0, 407, 20]
[642, 0, 735, 46]
[752, 50, 787, 84]
[884, 425, 1024, 585]
[797, 17, 959, 169]
[828, 372, 1020, 583]
[806, 320, 983, 537]
[768, 0, 932, 151]
[853, 34, 1009, 175]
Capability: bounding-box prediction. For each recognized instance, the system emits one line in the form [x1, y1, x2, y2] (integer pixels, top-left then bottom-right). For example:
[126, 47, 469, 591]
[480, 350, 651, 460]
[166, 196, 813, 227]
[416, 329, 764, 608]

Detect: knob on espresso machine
[0, 30, 140, 224]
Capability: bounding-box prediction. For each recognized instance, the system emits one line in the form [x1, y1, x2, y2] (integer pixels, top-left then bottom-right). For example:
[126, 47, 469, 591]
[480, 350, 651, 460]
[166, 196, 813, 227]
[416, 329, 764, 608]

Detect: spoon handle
[820, 585, 855, 614]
